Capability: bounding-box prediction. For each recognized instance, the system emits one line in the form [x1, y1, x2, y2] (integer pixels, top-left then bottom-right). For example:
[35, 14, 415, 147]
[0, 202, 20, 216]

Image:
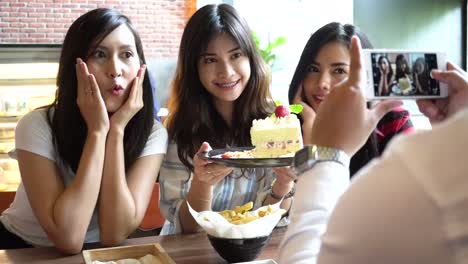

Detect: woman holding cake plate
[158, 4, 296, 235]
[393, 54, 414, 95]
[288, 22, 414, 177]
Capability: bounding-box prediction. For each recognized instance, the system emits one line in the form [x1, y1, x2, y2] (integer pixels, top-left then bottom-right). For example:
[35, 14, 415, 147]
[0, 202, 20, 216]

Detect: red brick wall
[0, 0, 197, 58]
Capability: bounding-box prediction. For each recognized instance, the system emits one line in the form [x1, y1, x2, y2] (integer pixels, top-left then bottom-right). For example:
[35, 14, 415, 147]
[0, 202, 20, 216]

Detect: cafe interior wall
[354, 0, 465, 69]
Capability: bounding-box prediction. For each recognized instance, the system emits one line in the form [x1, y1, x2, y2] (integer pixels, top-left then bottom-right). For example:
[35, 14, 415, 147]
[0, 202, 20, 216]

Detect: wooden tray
[82, 243, 175, 264]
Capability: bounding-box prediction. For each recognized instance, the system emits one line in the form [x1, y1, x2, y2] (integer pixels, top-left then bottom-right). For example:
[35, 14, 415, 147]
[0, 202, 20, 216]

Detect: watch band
[293, 145, 350, 175]
[270, 184, 295, 200]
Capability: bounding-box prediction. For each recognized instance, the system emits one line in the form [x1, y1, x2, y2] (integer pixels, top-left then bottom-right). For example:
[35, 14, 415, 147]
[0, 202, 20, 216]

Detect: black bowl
[207, 234, 271, 263]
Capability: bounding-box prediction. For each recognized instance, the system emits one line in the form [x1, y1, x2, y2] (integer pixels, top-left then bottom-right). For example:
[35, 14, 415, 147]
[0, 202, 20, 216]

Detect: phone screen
[370, 52, 440, 97]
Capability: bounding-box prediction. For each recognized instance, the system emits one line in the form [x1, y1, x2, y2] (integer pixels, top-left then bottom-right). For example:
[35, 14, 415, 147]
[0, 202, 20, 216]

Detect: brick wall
[0, 0, 196, 58]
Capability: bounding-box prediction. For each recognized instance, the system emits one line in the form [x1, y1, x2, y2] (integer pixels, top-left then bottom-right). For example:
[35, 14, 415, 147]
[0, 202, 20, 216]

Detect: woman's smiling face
[302, 41, 350, 111]
[197, 33, 251, 107]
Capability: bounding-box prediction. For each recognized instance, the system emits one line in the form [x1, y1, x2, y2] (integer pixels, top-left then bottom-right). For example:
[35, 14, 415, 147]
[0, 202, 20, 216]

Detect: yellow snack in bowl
[257, 205, 275, 217]
[218, 202, 278, 225]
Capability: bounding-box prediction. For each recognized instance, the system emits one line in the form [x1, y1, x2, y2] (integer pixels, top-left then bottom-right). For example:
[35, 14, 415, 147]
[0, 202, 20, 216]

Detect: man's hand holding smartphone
[416, 61, 468, 124]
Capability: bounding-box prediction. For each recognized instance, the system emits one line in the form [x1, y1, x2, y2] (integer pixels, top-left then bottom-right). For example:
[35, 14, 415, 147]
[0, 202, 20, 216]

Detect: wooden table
[0, 227, 286, 263]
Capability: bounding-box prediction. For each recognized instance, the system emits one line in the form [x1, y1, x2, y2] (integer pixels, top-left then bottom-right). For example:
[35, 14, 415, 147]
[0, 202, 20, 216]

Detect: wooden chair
[139, 182, 165, 232]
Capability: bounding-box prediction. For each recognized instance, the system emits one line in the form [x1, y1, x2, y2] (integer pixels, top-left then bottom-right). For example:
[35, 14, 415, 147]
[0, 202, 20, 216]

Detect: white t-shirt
[0, 108, 168, 247]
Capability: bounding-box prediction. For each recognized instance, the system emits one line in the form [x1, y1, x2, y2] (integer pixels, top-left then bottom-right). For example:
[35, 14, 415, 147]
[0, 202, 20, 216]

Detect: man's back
[318, 110, 468, 264]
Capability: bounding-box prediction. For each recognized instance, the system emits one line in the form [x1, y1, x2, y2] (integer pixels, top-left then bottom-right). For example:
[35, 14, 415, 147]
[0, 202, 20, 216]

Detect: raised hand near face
[293, 85, 316, 145]
[310, 37, 402, 156]
[76, 58, 110, 134]
[109, 64, 146, 132]
[193, 142, 233, 186]
[381, 65, 388, 76]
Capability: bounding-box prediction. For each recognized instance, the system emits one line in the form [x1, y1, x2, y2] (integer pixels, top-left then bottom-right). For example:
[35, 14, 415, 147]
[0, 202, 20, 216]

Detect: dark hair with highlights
[165, 4, 274, 171]
[395, 54, 411, 80]
[48, 8, 154, 172]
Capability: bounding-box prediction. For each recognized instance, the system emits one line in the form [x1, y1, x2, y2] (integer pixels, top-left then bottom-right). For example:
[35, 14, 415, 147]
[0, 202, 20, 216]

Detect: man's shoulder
[393, 109, 468, 152]
[384, 110, 468, 189]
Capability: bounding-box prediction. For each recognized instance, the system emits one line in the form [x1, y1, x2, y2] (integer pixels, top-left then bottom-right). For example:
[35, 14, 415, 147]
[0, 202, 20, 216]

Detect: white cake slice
[250, 114, 303, 158]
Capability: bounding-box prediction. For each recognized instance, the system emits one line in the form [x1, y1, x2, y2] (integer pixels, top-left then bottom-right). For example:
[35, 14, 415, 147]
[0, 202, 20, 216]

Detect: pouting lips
[216, 80, 240, 89]
[112, 85, 124, 96]
[312, 95, 326, 104]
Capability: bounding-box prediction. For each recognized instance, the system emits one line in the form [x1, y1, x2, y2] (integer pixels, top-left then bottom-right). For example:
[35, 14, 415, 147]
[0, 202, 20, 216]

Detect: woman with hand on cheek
[288, 22, 414, 177]
[0, 8, 168, 253]
[281, 44, 468, 264]
[377, 55, 394, 96]
[159, 4, 295, 235]
[413, 57, 429, 95]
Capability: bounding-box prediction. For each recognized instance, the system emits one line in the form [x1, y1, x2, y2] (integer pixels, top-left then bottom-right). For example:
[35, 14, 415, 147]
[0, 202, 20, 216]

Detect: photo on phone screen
[370, 52, 440, 97]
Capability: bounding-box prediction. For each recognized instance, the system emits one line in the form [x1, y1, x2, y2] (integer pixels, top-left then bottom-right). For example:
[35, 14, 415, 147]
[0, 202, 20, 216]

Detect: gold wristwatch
[293, 145, 350, 175]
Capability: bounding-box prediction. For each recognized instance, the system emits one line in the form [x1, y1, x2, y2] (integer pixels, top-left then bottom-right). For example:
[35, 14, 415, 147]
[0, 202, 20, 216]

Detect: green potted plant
[252, 31, 287, 70]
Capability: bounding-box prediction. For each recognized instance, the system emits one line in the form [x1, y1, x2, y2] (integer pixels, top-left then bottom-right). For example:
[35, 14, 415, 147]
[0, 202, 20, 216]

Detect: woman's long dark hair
[166, 4, 274, 171]
[377, 55, 393, 86]
[49, 8, 154, 172]
[395, 54, 411, 80]
[288, 22, 379, 177]
[413, 57, 429, 93]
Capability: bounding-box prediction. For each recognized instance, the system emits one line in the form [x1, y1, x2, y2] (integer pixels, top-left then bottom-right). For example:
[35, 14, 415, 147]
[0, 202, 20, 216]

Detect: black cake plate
[197, 146, 293, 168]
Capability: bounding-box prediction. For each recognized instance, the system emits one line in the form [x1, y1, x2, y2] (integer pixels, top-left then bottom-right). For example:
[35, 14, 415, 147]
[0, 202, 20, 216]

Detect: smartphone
[362, 49, 448, 100]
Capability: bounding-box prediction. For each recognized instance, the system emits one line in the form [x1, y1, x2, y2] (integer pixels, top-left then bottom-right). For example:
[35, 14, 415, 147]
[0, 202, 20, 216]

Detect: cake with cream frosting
[250, 105, 303, 158]
[399, 78, 412, 95]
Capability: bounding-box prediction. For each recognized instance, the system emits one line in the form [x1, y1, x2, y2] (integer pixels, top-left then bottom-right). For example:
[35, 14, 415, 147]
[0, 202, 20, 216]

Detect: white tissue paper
[188, 201, 286, 239]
